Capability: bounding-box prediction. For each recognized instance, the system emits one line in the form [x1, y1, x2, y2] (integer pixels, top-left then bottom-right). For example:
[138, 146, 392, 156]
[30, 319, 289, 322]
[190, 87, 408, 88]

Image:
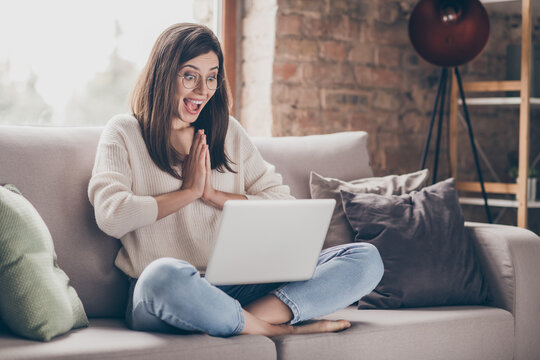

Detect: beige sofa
[0, 124, 539, 360]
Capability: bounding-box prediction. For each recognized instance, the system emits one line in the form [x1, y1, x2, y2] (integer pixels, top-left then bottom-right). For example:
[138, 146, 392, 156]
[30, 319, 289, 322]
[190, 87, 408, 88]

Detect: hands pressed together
[155, 128, 246, 220]
[181, 129, 216, 205]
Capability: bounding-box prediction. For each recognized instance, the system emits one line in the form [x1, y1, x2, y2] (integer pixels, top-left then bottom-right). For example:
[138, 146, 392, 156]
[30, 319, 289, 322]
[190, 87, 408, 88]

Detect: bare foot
[291, 319, 351, 335]
[241, 310, 351, 336]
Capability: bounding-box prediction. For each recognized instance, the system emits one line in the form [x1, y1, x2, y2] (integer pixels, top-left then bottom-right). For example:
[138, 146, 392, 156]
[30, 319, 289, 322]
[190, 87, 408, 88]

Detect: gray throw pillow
[310, 169, 429, 249]
[341, 178, 489, 309]
[0, 184, 89, 341]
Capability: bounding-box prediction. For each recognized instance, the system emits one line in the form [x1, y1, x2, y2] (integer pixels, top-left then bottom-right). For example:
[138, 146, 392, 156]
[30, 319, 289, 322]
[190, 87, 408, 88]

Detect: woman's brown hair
[131, 23, 236, 180]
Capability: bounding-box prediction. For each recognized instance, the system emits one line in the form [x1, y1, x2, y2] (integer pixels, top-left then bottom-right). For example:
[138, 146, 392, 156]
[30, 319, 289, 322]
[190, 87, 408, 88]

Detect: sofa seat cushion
[272, 306, 514, 360]
[0, 319, 276, 360]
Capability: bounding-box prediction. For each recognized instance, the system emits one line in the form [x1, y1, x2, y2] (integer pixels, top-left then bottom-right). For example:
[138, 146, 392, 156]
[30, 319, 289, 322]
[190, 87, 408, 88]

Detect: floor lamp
[409, 0, 493, 223]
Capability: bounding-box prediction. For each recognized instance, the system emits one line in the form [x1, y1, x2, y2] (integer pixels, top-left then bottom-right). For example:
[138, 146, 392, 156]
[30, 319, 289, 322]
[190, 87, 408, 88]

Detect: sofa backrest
[0, 125, 372, 318]
[0, 125, 126, 318]
[252, 131, 372, 199]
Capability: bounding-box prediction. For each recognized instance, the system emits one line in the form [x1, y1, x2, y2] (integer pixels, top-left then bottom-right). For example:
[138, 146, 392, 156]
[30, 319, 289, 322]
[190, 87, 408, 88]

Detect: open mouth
[184, 98, 203, 115]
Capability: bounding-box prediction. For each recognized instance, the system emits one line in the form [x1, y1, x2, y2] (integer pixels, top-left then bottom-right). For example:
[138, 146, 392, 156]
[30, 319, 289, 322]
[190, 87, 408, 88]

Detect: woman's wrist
[183, 187, 203, 202]
[180, 184, 204, 199]
[155, 188, 201, 220]
[201, 187, 219, 207]
[202, 189, 248, 209]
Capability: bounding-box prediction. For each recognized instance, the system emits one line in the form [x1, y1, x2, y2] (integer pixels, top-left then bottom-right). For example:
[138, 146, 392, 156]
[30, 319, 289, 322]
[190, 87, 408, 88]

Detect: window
[0, 0, 219, 126]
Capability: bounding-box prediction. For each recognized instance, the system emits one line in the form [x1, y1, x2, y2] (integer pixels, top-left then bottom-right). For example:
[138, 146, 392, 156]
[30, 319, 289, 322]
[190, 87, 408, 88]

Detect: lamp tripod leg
[454, 67, 493, 223]
[420, 68, 447, 170]
[432, 68, 448, 184]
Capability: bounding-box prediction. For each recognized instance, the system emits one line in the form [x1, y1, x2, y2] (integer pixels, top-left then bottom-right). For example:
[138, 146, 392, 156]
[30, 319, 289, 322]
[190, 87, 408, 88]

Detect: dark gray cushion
[310, 169, 429, 249]
[341, 178, 489, 309]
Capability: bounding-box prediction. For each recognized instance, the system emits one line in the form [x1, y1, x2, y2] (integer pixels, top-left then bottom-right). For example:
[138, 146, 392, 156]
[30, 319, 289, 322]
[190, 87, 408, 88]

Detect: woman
[88, 23, 384, 338]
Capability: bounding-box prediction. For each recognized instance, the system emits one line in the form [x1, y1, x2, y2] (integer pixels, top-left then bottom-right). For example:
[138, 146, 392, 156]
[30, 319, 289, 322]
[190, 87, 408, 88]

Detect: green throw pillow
[0, 184, 88, 341]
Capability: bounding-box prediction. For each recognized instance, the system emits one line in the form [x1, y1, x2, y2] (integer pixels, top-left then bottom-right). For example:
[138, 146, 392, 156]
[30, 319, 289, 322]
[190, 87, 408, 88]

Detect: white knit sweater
[88, 114, 293, 278]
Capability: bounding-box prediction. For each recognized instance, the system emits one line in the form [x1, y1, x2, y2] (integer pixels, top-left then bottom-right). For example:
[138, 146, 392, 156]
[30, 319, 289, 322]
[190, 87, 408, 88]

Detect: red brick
[376, 2, 401, 24]
[321, 110, 350, 132]
[276, 14, 303, 36]
[367, 22, 410, 46]
[301, 16, 326, 38]
[375, 46, 401, 67]
[301, 14, 352, 40]
[275, 38, 318, 61]
[278, 0, 325, 13]
[274, 108, 325, 136]
[296, 109, 324, 130]
[372, 90, 400, 111]
[346, 18, 364, 40]
[349, 112, 379, 137]
[404, 82, 434, 113]
[400, 110, 428, 134]
[354, 66, 404, 88]
[320, 41, 348, 61]
[349, 43, 375, 64]
[274, 62, 300, 82]
[271, 104, 296, 136]
[328, 0, 349, 14]
[272, 84, 320, 109]
[303, 63, 356, 85]
[322, 89, 369, 110]
[326, 15, 349, 40]
[349, 2, 373, 20]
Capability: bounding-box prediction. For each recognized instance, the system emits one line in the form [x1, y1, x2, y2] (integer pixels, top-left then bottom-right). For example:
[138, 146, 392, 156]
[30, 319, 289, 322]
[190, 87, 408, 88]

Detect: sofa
[0, 124, 539, 360]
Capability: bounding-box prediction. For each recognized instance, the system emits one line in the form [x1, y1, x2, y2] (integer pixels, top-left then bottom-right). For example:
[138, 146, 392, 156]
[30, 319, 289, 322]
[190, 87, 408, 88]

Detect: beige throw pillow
[310, 169, 429, 249]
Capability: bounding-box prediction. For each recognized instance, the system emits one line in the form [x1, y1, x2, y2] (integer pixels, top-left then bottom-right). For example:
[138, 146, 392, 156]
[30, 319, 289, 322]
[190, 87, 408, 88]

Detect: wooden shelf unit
[460, 197, 540, 208]
[450, 0, 533, 228]
[458, 97, 540, 106]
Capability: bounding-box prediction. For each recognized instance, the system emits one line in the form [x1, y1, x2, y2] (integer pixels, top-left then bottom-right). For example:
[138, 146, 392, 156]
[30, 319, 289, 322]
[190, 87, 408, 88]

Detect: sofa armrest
[466, 222, 540, 360]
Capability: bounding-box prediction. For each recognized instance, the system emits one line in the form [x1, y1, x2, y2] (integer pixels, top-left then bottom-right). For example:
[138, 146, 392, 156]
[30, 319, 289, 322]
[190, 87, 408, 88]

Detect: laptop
[205, 199, 336, 285]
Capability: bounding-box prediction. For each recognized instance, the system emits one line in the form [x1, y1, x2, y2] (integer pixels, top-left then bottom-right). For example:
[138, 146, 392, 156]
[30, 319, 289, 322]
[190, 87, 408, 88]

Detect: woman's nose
[193, 78, 209, 95]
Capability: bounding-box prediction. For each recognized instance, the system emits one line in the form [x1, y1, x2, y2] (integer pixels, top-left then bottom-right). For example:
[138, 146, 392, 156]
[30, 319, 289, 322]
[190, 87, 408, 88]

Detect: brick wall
[266, 0, 444, 176]
[239, 0, 540, 231]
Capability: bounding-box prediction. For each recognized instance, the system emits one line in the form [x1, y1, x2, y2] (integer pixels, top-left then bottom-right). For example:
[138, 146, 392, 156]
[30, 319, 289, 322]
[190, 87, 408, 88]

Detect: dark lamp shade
[409, 0, 490, 67]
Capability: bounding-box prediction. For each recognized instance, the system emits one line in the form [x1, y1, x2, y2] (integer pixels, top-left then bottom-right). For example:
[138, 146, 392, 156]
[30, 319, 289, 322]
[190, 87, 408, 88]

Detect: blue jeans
[127, 243, 383, 337]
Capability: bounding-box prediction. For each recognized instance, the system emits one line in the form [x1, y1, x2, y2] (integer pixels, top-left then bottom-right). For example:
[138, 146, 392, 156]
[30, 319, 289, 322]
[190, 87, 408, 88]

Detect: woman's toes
[292, 319, 351, 335]
[322, 319, 351, 332]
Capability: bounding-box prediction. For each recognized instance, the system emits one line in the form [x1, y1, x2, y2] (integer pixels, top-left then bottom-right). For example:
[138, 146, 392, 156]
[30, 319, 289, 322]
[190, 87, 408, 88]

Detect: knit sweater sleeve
[229, 118, 294, 200]
[88, 116, 158, 239]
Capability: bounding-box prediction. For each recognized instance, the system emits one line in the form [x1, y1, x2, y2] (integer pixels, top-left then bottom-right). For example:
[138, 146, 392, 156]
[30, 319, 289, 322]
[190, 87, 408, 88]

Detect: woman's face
[175, 51, 219, 128]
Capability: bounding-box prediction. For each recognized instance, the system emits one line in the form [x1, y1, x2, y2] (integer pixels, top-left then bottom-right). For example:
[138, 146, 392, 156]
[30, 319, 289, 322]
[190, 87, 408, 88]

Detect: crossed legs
[130, 243, 383, 337]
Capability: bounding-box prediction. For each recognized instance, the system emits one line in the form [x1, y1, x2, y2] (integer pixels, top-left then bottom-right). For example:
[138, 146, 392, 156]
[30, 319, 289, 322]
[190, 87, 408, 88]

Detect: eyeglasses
[178, 72, 221, 91]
